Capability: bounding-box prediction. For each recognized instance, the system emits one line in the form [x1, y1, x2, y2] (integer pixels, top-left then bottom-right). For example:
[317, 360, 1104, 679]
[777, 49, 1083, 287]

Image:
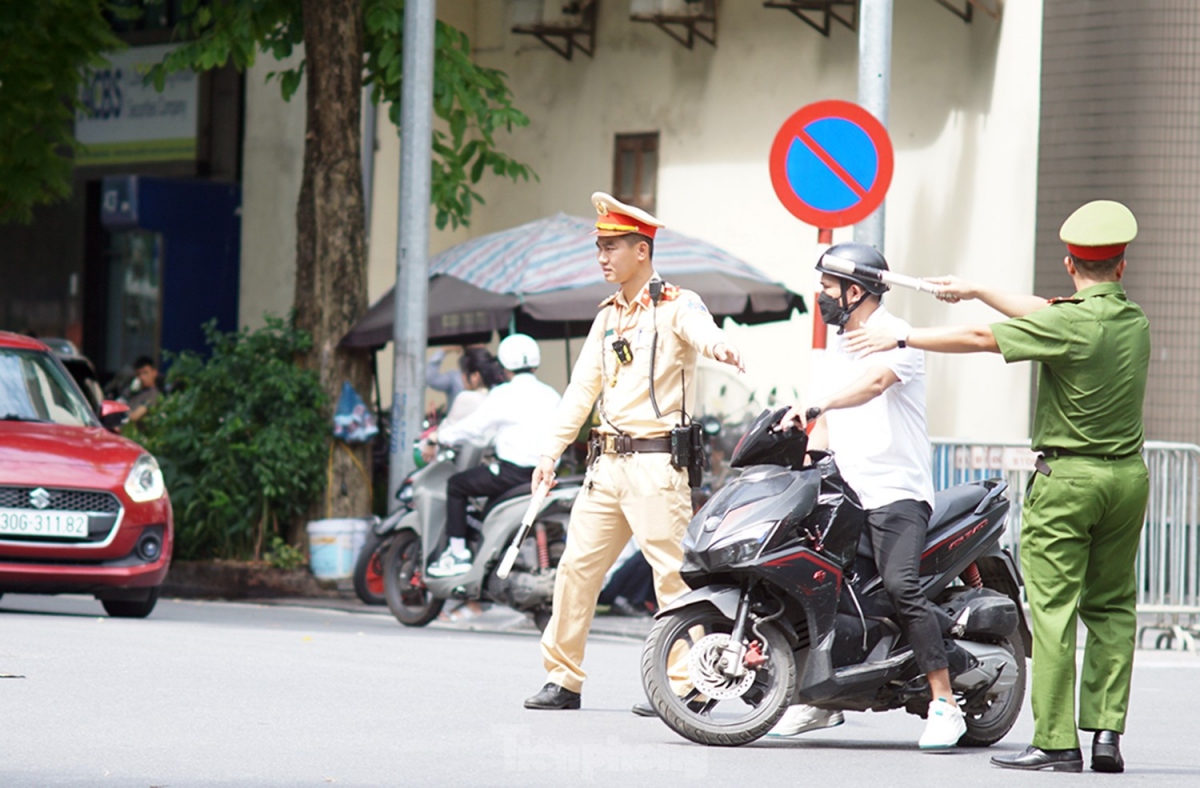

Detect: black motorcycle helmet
[815, 242, 890, 297]
[730, 408, 809, 470]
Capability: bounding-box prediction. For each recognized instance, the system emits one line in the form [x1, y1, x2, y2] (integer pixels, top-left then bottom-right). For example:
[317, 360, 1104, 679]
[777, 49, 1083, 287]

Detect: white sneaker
[767, 704, 845, 737]
[919, 698, 966, 750]
[425, 551, 472, 578]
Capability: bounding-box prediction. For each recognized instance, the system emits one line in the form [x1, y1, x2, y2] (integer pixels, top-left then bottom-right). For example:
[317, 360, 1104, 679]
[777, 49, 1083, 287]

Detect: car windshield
[0, 348, 97, 427]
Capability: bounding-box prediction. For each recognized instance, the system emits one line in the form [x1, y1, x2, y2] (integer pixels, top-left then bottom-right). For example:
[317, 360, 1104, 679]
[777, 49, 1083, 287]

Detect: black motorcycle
[640, 408, 1029, 747]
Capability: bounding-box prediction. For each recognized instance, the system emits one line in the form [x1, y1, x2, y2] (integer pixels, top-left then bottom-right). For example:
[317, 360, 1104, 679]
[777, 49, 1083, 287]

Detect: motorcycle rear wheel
[382, 531, 445, 626]
[641, 603, 795, 747]
[958, 630, 1027, 747]
[353, 532, 390, 606]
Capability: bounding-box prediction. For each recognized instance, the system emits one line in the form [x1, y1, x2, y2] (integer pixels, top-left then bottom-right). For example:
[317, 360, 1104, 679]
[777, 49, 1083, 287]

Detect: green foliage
[0, 2, 128, 223]
[264, 535, 307, 570]
[150, 0, 535, 230]
[129, 317, 328, 561]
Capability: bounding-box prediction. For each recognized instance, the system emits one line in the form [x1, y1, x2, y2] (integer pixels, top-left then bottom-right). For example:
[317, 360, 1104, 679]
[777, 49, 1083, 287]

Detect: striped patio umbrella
[342, 213, 806, 348]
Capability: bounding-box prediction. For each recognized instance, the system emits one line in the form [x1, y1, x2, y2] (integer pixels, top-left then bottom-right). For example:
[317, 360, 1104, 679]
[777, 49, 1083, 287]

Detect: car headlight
[125, 454, 166, 503]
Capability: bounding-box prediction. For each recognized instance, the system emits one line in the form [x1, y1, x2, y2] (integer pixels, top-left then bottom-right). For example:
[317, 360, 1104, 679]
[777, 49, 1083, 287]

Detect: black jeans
[446, 460, 534, 541]
[866, 499, 948, 675]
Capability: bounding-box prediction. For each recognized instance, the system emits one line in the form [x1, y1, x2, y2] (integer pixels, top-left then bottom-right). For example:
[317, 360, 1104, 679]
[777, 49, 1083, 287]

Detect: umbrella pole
[563, 321, 573, 375]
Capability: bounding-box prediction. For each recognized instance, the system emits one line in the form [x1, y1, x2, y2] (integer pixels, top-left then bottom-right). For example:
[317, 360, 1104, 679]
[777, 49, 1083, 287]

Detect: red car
[0, 332, 172, 617]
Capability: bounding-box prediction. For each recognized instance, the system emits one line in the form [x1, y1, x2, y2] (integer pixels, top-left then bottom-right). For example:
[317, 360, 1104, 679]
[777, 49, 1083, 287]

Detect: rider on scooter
[426, 334, 562, 578]
[773, 243, 966, 750]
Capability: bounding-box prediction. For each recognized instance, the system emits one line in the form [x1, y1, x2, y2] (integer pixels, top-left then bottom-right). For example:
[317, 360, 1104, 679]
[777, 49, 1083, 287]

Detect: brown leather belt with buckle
[588, 429, 672, 456]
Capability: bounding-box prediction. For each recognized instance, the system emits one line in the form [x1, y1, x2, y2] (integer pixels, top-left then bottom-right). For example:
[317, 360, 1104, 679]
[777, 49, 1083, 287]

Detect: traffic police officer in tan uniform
[523, 192, 744, 712]
[845, 200, 1150, 773]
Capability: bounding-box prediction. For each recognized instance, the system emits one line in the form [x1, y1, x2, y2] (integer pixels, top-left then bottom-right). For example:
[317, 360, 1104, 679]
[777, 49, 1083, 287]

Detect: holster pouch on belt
[671, 423, 706, 488]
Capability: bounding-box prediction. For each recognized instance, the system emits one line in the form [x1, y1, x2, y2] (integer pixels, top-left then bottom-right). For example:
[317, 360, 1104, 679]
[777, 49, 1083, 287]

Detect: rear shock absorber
[534, 521, 550, 570]
[962, 562, 983, 589]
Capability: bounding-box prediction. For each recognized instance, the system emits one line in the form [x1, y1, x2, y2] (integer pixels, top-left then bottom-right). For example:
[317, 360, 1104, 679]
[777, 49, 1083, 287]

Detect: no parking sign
[769, 100, 894, 229]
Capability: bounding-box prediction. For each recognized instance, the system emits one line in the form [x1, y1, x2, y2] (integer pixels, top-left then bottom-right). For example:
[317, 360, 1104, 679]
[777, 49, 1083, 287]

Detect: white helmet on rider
[497, 334, 540, 371]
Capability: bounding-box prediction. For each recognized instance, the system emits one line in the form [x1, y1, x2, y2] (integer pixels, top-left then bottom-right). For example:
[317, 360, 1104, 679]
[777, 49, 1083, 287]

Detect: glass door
[104, 229, 163, 375]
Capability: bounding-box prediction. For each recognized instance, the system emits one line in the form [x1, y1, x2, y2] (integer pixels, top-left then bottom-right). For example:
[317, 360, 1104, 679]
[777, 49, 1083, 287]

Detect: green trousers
[1020, 454, 1149, 750]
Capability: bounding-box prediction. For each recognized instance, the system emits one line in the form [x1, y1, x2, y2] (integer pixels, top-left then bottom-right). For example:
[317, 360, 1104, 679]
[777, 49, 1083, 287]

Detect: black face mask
[817, 290, 868, 333]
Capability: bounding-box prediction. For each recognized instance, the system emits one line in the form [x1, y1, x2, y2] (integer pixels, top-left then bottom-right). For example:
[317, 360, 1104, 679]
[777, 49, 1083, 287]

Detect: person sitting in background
[123, 356, 160, 423]
[426, 347, 474, 410]
[426, 334, 561, 578]
[419, 347, 506, 465]
[598, 548, 656, 617]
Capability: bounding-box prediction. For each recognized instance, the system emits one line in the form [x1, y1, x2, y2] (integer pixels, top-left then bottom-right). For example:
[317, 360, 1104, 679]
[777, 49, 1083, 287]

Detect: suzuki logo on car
[29, 487, 52, 510]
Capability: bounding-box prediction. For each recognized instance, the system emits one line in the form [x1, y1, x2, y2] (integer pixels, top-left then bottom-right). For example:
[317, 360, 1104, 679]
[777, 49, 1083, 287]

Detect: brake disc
[687, 633, 757, 700]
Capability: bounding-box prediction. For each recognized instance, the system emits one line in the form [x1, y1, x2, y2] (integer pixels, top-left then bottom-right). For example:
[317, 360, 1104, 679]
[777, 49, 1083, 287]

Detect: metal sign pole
[854, 0, 892, 253]
[389, 0, 437, 509]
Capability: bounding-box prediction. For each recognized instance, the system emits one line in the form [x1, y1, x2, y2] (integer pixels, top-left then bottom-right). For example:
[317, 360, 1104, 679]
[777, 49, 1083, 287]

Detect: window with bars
[613, 133, 659, 214]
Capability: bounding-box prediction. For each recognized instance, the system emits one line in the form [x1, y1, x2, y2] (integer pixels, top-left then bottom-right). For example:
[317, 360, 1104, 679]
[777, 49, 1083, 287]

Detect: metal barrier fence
[932, 439, 1200, 650]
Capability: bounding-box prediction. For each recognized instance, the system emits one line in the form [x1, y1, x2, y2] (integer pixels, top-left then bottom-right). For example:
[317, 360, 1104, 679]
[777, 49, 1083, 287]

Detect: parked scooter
[640, 408, 1030, 747]
[353, 424, 441, 607]
[379, 442, 580, 629]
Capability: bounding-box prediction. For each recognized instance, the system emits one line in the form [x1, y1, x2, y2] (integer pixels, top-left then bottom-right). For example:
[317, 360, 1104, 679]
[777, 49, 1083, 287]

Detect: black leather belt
[588, 430, 671, 455]
[1034, 448, 1141, 476]
[1038, 448, 1141, 462]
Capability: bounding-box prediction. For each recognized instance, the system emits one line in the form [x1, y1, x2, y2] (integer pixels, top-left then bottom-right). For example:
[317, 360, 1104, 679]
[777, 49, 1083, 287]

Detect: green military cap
[1059, 200, 1138, 261]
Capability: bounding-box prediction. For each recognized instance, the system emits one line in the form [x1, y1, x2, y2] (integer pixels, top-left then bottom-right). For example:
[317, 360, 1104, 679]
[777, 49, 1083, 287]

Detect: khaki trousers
[540, 452, 692, 693]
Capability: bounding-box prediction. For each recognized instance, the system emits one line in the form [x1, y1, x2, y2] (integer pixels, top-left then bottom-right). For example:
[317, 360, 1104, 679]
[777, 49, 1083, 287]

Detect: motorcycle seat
[854, 483, 990, 560]
[481, 483, 533, 518]
[479, 475, 586, 519]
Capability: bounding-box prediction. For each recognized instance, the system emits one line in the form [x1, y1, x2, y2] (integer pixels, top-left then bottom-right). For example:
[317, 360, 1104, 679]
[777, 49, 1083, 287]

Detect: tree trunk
[294, 0, 373, 532]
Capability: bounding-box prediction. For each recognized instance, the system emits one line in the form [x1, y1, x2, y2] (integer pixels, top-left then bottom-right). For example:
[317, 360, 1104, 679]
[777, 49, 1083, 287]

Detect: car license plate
[0, 508, 90, 538]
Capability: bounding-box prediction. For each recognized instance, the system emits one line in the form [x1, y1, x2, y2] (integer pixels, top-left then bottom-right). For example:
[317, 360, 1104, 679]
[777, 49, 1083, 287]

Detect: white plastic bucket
[306, 518, 370, 579]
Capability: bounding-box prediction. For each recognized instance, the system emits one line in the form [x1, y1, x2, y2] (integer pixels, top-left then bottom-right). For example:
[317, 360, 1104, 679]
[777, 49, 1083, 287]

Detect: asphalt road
[2, 594, 1199, 787]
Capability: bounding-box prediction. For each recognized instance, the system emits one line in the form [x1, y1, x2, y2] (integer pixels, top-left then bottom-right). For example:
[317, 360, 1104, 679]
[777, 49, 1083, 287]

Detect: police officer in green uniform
[843, 200, 1150, 774]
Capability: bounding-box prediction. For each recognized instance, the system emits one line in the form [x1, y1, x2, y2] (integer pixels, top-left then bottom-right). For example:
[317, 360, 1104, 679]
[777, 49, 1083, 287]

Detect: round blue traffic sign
[769, 100, 894, 228]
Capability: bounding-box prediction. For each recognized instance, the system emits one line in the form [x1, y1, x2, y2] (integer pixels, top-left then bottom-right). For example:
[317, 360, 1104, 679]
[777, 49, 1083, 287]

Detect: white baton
[496, 482, 551, 580]
[819, 255, 941, 295]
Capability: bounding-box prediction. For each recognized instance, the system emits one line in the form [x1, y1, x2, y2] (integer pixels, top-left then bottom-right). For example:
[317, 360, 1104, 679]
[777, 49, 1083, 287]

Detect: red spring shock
[962, 562, 983, 589]
[535, 522, 550, 570]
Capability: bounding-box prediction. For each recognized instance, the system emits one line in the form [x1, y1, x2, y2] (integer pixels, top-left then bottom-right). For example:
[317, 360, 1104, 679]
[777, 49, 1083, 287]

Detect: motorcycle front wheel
[382, 531, 445, 626]
[640, 602, 795, 747]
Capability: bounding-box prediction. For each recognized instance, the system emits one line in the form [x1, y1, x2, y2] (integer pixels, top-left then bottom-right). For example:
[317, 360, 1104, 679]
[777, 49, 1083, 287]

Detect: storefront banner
[75, 44, 198, 166]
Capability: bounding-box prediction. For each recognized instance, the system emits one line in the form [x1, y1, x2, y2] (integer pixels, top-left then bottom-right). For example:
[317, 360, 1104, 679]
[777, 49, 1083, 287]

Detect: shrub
[130, 317, 328, 560]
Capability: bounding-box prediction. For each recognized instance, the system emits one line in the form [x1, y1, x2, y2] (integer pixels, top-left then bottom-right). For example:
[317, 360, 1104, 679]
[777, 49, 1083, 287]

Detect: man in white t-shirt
[772, 243, 965, 751]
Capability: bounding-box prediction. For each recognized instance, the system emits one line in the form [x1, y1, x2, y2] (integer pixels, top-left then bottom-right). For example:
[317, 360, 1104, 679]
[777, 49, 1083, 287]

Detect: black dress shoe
[991, 745, 1084, 772]
[524, 683, 581, 710]
[1091, 731, 1124, 773]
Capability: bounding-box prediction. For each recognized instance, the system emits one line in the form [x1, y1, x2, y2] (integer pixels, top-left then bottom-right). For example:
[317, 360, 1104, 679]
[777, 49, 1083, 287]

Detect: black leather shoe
[524, 683, 581, 710]
[1091, 731, 1124, 773]
[991, 745, 1084, 772]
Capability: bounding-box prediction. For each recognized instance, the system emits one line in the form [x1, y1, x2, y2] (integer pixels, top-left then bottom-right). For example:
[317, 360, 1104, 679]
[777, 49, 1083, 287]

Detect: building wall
[245, 0, 1045, 442]
[1037, 1, 1200, 444]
